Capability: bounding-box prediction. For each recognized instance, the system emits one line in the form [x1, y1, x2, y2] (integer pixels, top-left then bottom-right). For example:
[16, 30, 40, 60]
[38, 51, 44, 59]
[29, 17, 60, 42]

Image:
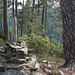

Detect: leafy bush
[54, 42, 64, 58]
[20, 33, 64, 61]
[0, 32, 5, 40]
[0, 38, 5, 46]
[20, 33, 55, 53]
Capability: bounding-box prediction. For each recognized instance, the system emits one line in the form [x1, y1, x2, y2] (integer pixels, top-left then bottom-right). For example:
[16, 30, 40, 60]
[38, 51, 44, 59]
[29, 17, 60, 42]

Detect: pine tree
[60, 0, 75, 67]
[3, 0, 9, 41]
[15, 0, 18, 35]
[21, 0, 24, 36]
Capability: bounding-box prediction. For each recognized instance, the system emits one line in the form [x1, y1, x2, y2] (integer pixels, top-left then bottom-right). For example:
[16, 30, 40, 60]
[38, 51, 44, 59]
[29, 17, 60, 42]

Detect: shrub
[0, 38, 5, 46]
[20, 33, 64, 61]
[0, 32, 5, 40]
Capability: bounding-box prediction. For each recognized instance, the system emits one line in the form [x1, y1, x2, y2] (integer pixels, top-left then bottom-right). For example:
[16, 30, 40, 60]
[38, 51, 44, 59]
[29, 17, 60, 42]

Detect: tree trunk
[21, 0, 24, 36]
[1, 13, 2, 33]
[41, 0, 45, 37]
[12, 0, 14, 17]
[60, 0, 75, 67]
[15, 0, 18, 35]
[45, 0, 47, 30]
[31, 0, 35, 22]
[38, 0, 39, 16]
[3, 0, 9, 41]
[41, 0, 45, 25]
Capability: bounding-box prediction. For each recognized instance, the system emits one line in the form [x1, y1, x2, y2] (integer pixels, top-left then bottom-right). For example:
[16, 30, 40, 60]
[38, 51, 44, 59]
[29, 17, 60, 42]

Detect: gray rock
[72, 73, 75, 75]
[26, 55, 36, 68]
[59, 70, 65, 75]
[10, 57, 26, 63]
[0, 69, 30, 75]
[0, 47, 5, 52]
[6, 43, 22, 49]
[20, 41, 26, 48]
[0, 67, 5, 72]
[16, 47, 28, 58]
[25, 57, 32, 62]
[0, 56, 6, 72]
[34, 62, 40, 69]
[0, 53, 12, 58]
[0, 47, 4, 50]
[35, 72, 43, 75]
[5, 63, 26, 69]
[0, 56, 7, 63]
[28, 49, 34, 53]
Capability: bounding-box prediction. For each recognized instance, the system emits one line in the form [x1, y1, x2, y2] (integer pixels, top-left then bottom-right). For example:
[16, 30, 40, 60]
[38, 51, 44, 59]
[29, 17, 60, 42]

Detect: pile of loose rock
[0, 41, 75, 75]
[0, 41, 37, 75]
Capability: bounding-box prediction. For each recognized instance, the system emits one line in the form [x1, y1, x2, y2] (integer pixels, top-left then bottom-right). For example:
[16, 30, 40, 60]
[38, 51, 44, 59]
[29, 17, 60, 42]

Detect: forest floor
[30, 61, 75, 75]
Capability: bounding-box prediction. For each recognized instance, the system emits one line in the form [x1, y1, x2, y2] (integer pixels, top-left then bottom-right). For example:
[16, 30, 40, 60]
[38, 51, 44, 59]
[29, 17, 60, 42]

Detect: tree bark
[15, 0, 18, 35]
[1, 13, 2, 32]
[3, 0, 9, 41]
[60, 0, 75, 67]
[41, 0, 45, 37]
[21, 0, 24, 36]
[45, 0, 47, 30]
[12, 0, 14, 17]
[38, 0, 39, 16]
[41, 0, 45, 25]
[31, 0, 35, 22]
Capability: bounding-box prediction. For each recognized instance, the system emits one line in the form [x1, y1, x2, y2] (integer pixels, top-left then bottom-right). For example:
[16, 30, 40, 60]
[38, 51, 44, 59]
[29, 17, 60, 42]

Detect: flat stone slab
[16, 47, 28, 55]
[5, 63, 27, 69]
[10, 57, 26, 63]
[0, 56, 7, 62]
[0, 53, 12, 58]
[0, 47, 4, 50]
[0, 49, 5, 53]
[6, 43, 22, 49]
[0, 47, 5, 53]
[0, 68, 30, 75]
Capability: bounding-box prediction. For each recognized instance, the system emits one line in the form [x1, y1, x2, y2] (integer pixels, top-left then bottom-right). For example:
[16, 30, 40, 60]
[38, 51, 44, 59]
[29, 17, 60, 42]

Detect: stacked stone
[0, 41, 37, 74]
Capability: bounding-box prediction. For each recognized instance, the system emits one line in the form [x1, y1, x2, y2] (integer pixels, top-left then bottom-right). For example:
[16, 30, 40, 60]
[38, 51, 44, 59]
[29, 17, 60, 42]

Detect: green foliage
[0, 32, 5, 40]
[20, 33, 64, 61]
[54, 42, 64, 58]
[0, 38, 5, 46]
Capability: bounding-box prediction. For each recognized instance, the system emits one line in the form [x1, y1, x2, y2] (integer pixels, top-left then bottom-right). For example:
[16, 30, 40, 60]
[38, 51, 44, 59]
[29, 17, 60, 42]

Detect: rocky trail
[0, 41, 75, 75]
